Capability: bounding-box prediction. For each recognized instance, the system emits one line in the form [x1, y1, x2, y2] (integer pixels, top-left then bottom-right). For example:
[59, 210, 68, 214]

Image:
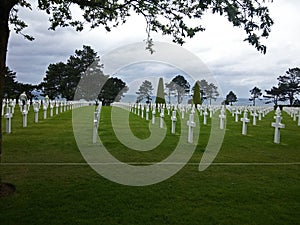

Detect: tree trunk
[0, 0, 15, 185]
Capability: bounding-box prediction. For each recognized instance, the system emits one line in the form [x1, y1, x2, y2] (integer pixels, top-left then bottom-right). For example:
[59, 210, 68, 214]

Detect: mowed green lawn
[0, 105, 299, 225]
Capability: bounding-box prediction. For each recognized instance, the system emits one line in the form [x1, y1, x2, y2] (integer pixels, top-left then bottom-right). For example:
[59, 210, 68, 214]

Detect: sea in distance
[120, 94, 278, 106]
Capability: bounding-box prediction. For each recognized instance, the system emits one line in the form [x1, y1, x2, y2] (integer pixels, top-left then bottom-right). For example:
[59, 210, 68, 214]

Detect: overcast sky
[7, 0, 300, 98]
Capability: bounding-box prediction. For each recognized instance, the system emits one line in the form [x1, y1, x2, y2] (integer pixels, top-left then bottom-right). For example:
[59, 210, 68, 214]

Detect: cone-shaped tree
[225, 91, 238, 105]
[155, 77, 166, 105]
[193, 81, 202, 107]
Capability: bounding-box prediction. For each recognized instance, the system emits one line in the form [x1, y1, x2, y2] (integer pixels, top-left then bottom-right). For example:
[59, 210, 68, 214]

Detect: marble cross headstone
[93, 111, 100, 144]
[203, 108, 208, 125]
[43, 101, 48, 119]
[209, 107, 213, 118]
[219, 106, 226, 129]
[137, 104, 140, 116]
[33, 101, 39, 123]
[160, 110, 164, 128]
[235, 108, 241, 123]
[50, 101, 54, 117]
[171, 110, 177, 134]
[141, 105, 144, 118]
[146, 106, 149, 121]
[152, 107, 156, 125]
[22, 107, 28, 127]
[251, 109, 258, 126]
[258, 109, 262, 120]
[181, 106, 185, 119]
[241, 109, 250, 135]
[56, 101, 59, 115]
[271, 107, 285, 144]
[187, 113, 196, 143]
[4, 106, 12, 133]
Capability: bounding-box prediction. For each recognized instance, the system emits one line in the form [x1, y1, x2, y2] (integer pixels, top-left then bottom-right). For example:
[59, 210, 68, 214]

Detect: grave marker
[4, 106, 12, 134]
[203, 108, 208, 125]
[171, 110, 177, 134]
[160, 111, 164, 128]
[271, 107, 285, 144]
[241, 109, 250, 135]
[152, 108, 156, 125]
[251, 110, 258, 126]
[235, 108, 241, 122]
[22, 108, 28, 127]
[219, 106, 226, 129]
[187, 113, 196, 143]
[33, 101, 39, 123]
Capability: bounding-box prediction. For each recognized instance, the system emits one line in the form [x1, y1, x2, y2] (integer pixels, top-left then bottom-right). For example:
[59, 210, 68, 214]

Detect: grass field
[0, 105, 299, 225]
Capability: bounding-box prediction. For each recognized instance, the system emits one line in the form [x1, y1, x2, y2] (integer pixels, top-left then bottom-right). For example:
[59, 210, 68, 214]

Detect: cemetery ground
[0, 106, 299, 225]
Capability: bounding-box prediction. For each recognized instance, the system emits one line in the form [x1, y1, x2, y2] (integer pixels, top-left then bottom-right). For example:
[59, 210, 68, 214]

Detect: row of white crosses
[232, 105, 287, 144]
[2, 95, 84, 134]
[228, 106, 272, 124]
[117, 102, 293, 145]
[283, 107, 300, 126]
[127, 103, 211, 144]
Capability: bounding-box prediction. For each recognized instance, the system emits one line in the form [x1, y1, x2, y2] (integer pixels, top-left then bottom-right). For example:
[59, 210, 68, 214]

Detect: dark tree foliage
[34, 0, 273, 53]
[136, 80, 154, 104]
[192, 81, 202, 107]
[155, 77, 166, 105]
[225, 91, 238, 105]
[3, 67, 18, 99]
[40, 45, 101, 100]
[169, 75, 190, 104]
[277, 68, 300, 106]
[40, 62, 67, 99]
[249, 86, 262, 106]
[264, 86, 285, 106]
[198, 79, 219, 105]
[3, 67, 36, 99]
[99, 77, 128, 106]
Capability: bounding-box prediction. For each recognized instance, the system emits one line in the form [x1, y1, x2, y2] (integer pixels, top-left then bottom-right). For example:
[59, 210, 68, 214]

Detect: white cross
[251, 110, 258, 126]
[34, 102, 39, 123]
[219, 108, 226, 129]
[160, 111, 164, 128]
[181, 107, 185, 119]
[241, 110, 250, 135]
[187, 113, 196, 143]
[141, 105, 144, 118]
[171, 110, 177, 134]
[235, 109, 241, 122]
[43, 104, 48, 119]
[209, 107, 213, 118]
[4, 107, 12, 133]
[146, 106, 149, 121]
[22, 109, 28, 127]
[203, 108, 208, 125]
[272, 107, 285, 144]
[152, 108, 156, 125]
[137, 104, 140, 116]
